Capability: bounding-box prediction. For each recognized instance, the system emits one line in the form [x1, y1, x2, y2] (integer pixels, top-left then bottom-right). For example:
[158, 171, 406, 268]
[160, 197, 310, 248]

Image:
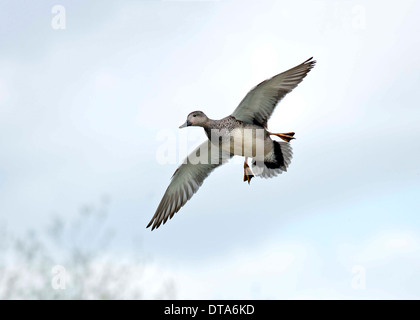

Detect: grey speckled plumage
[147, 57, 316, 230]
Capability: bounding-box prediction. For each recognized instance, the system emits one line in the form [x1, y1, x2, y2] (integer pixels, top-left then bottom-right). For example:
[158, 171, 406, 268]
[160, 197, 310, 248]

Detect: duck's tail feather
[252, 141, 293, 179]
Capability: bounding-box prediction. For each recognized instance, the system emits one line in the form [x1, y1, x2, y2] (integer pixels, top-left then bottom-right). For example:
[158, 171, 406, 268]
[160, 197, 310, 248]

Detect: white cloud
[348, 231, 420, 263]
[93, 71, 120, 91]
[148, 241, 311, 299]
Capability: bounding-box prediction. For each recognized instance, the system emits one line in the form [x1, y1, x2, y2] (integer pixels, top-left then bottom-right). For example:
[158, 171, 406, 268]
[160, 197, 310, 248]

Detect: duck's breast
[223, 127, 270, 160]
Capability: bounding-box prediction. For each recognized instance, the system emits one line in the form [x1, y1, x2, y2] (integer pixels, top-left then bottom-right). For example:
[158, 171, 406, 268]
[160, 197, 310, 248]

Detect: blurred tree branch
[0, 197, 175, 300]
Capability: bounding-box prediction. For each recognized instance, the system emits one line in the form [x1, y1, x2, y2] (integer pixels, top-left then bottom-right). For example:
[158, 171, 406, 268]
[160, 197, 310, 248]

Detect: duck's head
[179, 111, 209, 128]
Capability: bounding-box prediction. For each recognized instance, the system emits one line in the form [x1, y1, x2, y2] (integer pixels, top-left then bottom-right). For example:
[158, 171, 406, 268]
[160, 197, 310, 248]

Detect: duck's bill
[179, 120, 191, 128]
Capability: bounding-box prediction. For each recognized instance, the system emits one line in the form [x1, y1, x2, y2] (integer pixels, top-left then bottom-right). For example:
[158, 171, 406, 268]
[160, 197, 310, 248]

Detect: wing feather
[147, 140, 231, 230]
[232, 57, 316, 126]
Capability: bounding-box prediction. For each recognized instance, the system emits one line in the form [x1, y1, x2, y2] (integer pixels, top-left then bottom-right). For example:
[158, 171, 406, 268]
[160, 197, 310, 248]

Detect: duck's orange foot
[269, 131, 296, 142]
[243, 162, 254, 184]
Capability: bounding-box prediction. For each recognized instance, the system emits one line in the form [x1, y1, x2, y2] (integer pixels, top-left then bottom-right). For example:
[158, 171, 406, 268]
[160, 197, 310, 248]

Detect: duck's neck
[202, 118, 215, 130]
[202, 118, 216, 139]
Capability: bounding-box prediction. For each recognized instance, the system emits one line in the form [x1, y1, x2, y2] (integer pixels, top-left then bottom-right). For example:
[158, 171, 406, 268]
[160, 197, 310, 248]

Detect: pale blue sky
[0, 0, 419, 299]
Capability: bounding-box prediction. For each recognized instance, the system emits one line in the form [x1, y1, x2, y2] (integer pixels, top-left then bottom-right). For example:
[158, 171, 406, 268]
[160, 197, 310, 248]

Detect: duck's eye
[193, 115, 196, 117]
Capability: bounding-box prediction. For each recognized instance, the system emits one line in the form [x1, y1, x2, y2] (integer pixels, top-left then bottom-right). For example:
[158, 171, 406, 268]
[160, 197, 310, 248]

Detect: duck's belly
[220, 128, 270, 160]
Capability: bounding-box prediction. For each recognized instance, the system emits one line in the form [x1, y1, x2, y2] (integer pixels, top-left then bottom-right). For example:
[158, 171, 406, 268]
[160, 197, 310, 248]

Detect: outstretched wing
[231, 57, 316, 127]
[147, 140, 231, 230]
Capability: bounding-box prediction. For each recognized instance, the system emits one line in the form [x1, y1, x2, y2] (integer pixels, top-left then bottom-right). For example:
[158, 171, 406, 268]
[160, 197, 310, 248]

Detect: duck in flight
[147, 57, 316, 230]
